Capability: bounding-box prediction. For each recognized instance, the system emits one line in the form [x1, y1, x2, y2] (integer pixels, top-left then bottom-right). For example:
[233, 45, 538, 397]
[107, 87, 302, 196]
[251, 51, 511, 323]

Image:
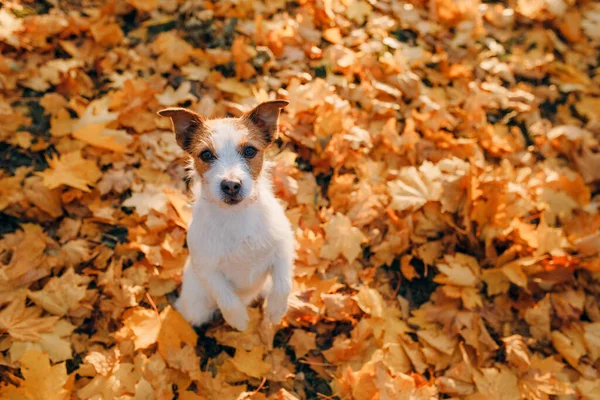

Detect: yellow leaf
[434, 253, 480, 287]
[353, 286, 384, 318]
[216, 78, 252, 97]
[388, 162, 442, 212]
[50, 108, 74, 137]
[0, 349, 70, 400]
[0, 297, 59, 342]
[320, 213, 365, 263]
[156, 81, 196, 106]
[36, 150, 102, 192]
[346, 0, 373, 25]
[122, 186, 170, 216]
[551, 330, 583, 370]
[73, 98, 119, 131]
[73, 123, 132, 153]
[151, 31, 194, 67]
[288, 330, 316, 358]
[10, 320, 75, 363]
[135, 378, 155, 400]
[181, 64, 210, 82]
[122, 307, 161, 350]
[27, 268, 90, 316]
[0, 224, 50, 290]
[417, 328, 458, 356]
[230, 345, 271, 378]
[501, 261, 529, 289]
[157, 306, 198, 360]
[127, 0, 158, 12]
[164, 343, 202, 380]
[38, 323, 75, 363]
[472, 366, 520, 400]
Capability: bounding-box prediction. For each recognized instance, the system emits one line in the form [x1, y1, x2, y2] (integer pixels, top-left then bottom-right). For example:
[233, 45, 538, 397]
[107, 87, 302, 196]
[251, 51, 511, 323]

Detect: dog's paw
[265, 296, 288, 324]
[174, 297, 214, 327]
[221, 305, 250, 331]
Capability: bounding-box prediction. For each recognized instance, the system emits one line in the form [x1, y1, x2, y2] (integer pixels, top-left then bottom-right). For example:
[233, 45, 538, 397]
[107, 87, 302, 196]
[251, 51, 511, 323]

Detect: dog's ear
[158, 108, 206, 152]
[244, 100, 288, 144]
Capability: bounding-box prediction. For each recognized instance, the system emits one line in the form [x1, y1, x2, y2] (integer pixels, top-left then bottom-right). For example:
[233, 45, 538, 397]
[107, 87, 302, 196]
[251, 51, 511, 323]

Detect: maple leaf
[126, 0, 158, 12]
[120, 307, 161, 350]
[230, 345, 272, 378]
[10, 319, 75, 363]
[388, 162, 443, 212]
[0, 224, 51, 290]
[23, 176, 63, 218]
[36, 150, 102, 192]
[156, 306, 197, 360]
[320, 213, 366, 263]
[27, 268, 90, 316]
[216, 78, 252, 97]
[73, 97, 119, 131]
[353, 286, 385, 318]
[346, 0, 373, 25]
[0, 350, 70, 400]
[49, 108, 74, 137]
[72, 123, 133, 153]
[0, 297, 59, 341]
[435, 253, 481, 287]
[0, 9, 22, 48]
[164, 343, 202, 381]
[151, 31, 194, 67]
[574, 146, 600, 184]
[181, 64, 210, 81]
[288, 330, 316, 358]
[472, 366, 520, 400]
[156, 81, 196, 106]
[122, 186, 170, 216]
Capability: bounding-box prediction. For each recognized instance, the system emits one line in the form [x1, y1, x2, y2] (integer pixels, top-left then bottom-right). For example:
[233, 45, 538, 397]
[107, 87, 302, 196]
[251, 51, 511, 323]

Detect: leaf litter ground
[0, 0, 600, 399]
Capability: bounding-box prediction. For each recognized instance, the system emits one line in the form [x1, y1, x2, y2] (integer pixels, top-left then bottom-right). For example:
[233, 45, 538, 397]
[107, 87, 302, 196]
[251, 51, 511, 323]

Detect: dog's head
[158, 100, 288, 207]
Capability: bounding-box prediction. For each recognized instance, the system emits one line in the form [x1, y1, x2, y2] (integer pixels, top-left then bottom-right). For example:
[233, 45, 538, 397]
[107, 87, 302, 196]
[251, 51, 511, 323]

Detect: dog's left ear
[245, 100, 288, 143]
[157, 107, 206, 153]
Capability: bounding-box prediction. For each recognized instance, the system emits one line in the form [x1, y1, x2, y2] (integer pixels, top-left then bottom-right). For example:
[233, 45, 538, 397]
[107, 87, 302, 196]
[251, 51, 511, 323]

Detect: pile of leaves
[1, 0, 600, 398]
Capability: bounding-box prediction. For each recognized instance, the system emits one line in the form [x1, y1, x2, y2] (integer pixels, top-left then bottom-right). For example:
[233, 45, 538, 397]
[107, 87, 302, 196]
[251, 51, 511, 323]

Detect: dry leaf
[27, 268, 90, 316]
[36, 151, 102, 192]
[0, 349, 70, 400]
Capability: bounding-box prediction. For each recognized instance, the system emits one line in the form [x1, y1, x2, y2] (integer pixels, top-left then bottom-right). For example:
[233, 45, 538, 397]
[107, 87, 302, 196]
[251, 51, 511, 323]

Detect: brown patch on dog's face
[191, 138, 217, 179]
[236, 100, 288, 180]
[236, 118, 267, 180]
[158, 107, 215, 179]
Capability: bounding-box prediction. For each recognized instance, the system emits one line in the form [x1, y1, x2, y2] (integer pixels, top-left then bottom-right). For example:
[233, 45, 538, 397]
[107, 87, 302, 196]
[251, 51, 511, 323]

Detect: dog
[158, 100, 294, 331]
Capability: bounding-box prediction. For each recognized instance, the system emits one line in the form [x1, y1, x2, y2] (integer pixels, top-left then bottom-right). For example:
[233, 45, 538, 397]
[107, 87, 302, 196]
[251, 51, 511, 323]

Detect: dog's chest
[216, 229, 274, 290]
[221, 231, 274, 263]
[192, 208, 276, 264]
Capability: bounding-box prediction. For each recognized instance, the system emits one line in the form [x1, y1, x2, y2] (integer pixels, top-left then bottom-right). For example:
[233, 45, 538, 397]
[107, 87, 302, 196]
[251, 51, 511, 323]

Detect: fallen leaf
[230, 345, 271, 379]
[27, 268, 90, 316]
[0, 349, 70, 400]
[36, 151, 102, 192]
[320, 213, 366, 263]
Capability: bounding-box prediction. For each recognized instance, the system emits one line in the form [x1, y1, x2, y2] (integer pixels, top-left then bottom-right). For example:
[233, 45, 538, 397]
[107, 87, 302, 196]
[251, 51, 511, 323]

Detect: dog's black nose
[221, 180, 241, 196]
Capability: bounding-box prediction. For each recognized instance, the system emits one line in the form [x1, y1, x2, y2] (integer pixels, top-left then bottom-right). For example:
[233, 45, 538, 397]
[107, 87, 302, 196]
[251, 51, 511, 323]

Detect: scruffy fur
[158, 101, 294, 331]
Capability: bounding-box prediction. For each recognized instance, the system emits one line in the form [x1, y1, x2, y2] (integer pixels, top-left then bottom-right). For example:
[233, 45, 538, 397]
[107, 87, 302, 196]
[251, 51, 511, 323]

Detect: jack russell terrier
[158, 100, 294, 331]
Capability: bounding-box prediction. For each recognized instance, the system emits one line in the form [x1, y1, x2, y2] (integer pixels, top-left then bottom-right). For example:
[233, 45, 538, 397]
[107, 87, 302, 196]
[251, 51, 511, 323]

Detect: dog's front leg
[265, 252, 293, 324]
[195, 268, 249, 331]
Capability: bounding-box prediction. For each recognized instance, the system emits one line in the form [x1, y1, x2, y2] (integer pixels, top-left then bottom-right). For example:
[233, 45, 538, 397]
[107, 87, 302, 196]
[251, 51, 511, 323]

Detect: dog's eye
[242, 146, 257, 158]
[200, 150, 215, 162]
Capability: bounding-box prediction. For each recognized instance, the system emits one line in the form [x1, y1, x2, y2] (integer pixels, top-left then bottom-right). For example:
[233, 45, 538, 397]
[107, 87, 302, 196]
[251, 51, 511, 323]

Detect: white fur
[200, 119, 255, 205]
[174, 120, 295, 331]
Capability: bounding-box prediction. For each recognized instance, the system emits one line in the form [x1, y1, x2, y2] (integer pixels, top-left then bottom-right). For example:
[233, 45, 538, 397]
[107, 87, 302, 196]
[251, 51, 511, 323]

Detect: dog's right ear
[158, 108, 206, 152]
